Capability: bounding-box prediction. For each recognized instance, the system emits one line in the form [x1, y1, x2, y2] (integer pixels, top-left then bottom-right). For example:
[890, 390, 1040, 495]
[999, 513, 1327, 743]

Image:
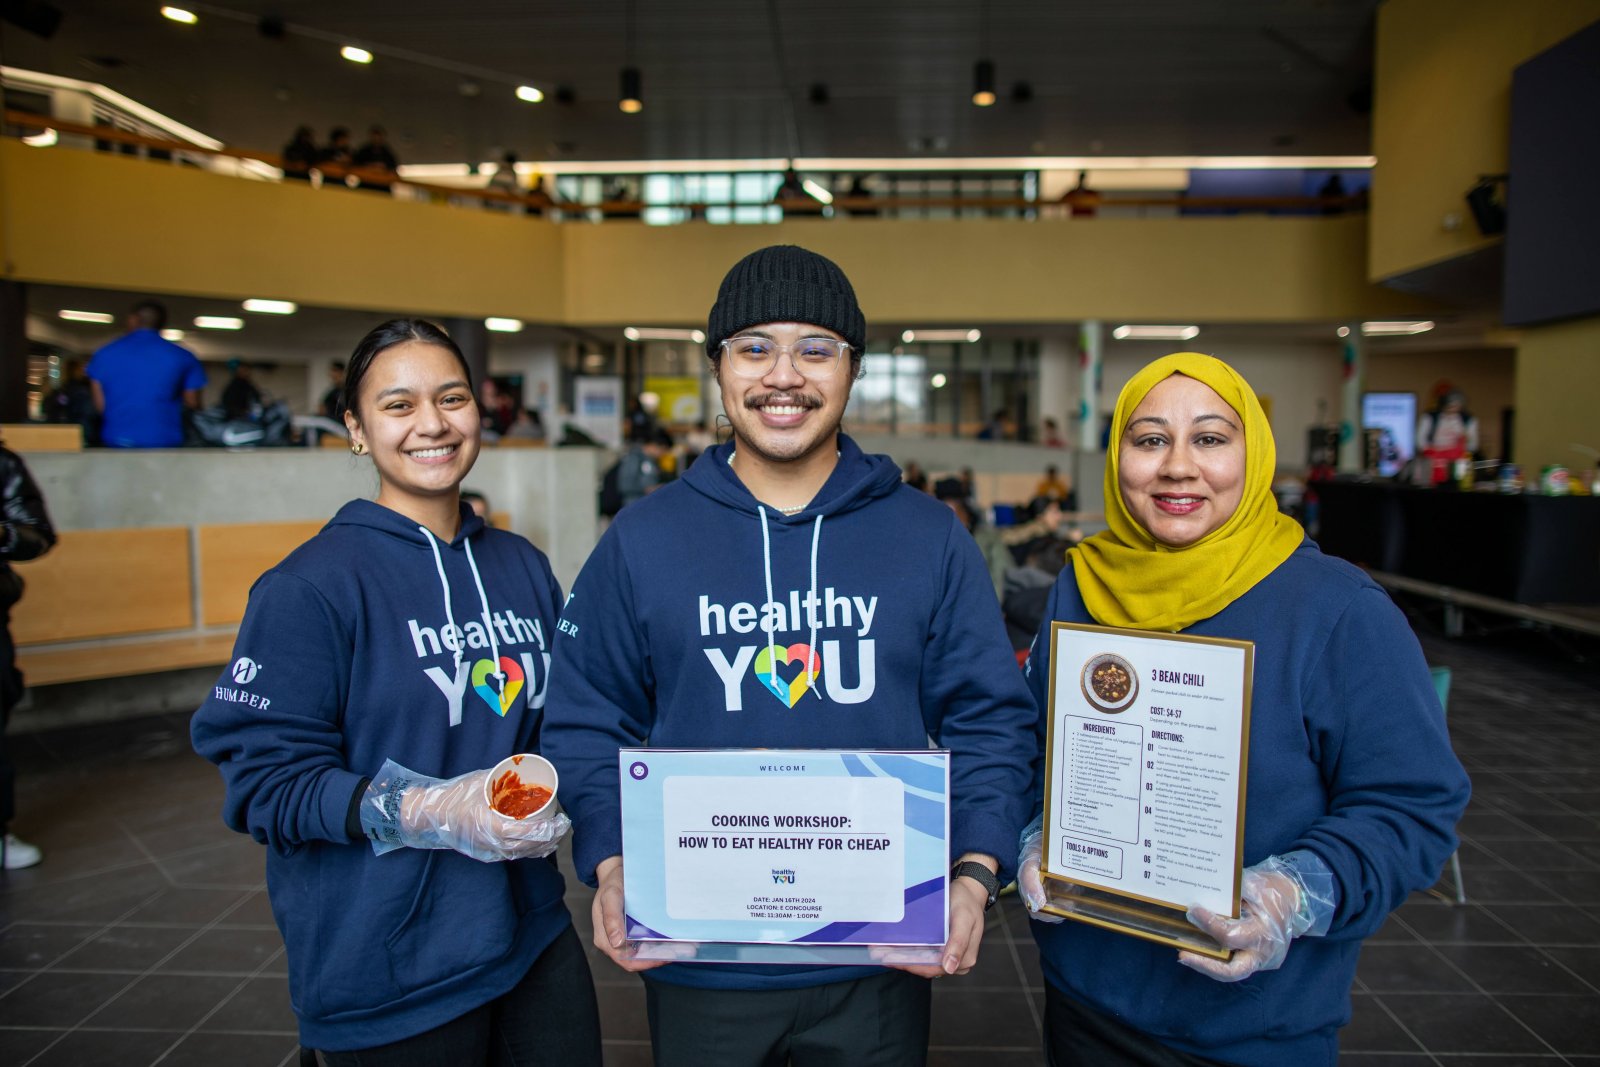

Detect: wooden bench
[12, 519, 322, 686]
[0, 424, 82, 452]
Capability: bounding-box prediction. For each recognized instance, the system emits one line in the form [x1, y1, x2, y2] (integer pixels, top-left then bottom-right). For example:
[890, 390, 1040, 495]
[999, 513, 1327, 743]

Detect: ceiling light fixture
[972, 60, 997, 107]
[619, 0, 642, 113]
[619, 66, 643, 114]
[1112, 325, 1201, 341]
[20, 127, 57, 147]
[58, 309, 114, 324]
[624, 327, 706, 343]
[241, 298, 297, 314]
[340, 45, 373, 65]
[1361, 320, 1435, 336]
[901, 329, 982, 343]
[485, 317, 525, 333]
[515, 84, 544, 103]
[160, 6, 197, 24]
[161, 328, 185, 341]
[194, 315, 244, 330]
[931, 373, 948, 388]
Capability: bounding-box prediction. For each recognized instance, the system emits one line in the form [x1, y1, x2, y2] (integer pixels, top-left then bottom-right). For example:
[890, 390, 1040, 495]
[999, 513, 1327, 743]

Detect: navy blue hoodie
[192, 500, 571, 1051]
[1026, 545, 1470, 1067]
[541, 434, 1036, 991]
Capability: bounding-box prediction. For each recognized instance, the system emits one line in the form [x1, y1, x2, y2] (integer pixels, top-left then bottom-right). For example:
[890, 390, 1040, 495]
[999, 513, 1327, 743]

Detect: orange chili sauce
[491, 771, 552, 818]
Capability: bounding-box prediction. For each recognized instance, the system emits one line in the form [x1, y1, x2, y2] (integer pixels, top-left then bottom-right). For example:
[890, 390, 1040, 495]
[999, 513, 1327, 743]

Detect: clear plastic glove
[1018, 812, 1066, 924]
[1180, 850, 1337, 982]
[359, 758, 570, 864]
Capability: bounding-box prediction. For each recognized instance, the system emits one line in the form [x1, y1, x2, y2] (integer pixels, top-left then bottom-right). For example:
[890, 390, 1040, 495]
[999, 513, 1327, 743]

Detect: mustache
[744, 392, 823, 411]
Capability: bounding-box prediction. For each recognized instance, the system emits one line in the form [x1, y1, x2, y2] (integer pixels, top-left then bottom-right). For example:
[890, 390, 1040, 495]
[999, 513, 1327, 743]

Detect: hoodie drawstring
[463, 537, 504, 689]
[806, 514, 822, 696]
[756, 507, 825, 703]
[419, 526, 503, 690]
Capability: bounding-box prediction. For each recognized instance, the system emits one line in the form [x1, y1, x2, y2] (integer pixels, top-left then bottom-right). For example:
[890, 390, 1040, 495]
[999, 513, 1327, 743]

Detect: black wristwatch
[951, 860, 1001, 911]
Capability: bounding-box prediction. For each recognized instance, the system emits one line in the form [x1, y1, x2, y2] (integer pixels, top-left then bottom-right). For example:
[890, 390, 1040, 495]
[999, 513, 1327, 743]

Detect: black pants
[645, 969, 931, 1067]
[0, 610, 19, 829]
[1045, 982, 1234, 1067]
[316, 924, 601, 1067]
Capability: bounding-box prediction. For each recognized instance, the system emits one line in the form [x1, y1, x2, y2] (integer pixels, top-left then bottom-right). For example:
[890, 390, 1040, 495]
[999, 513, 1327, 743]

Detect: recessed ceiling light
[1336, 326, 1351, 338]
[931, 373, 948, 388]
[485, 317, 524, 333]
[161, 329, 186, 341]
[160, 6, 198, 24]
[194, 315, 244, 330]
[515, 85, 544, 103]
[340, 46, 373, 64]
[625, 327, 705, 343]
[901, 329, 982, 343]
[1361, 320, 1435, 336]
[58, 309, 114, 324]
[1112, 325, 1201, 341]
[242, 298, 297, 315]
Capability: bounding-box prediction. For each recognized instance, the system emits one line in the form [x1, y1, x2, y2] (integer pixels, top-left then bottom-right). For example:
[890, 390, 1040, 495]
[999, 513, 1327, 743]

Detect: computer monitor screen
[1362, 392, 1417, 478]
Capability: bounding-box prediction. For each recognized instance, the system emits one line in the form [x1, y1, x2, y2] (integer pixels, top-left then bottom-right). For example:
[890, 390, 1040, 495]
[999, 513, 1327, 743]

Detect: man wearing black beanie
[544, 245, 1035, 1065]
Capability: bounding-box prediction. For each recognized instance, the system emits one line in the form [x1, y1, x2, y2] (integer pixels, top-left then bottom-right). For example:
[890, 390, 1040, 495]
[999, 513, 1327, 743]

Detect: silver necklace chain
[729, 447, 838, 515]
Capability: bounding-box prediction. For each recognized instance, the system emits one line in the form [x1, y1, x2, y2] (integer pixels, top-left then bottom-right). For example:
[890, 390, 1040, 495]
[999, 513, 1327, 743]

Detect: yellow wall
[1, 142, 1432, 327]
[0, 142, 567, 321]
[1370, 0, 1600, 281]
[564, 216, 1430, 325]
[1512, 316, 1600, 471]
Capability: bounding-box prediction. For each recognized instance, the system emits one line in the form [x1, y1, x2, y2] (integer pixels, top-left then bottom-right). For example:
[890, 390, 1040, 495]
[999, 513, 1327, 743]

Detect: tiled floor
[1, 629, 1598, 1066]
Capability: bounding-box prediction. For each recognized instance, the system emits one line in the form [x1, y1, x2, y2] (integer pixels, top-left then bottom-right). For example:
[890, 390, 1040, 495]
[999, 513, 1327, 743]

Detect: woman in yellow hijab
[1017, 354, 1469, 1067]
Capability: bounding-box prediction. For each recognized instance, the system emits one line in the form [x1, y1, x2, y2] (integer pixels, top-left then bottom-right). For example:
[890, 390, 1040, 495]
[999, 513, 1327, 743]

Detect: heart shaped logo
[754, 643, 822, 708]
[470, 656, 525, 716]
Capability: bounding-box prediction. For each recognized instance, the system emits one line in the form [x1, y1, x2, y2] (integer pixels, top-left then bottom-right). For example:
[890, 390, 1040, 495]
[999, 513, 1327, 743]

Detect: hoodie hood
[325, 497, 486, 547]
[681, 432, 903, 520]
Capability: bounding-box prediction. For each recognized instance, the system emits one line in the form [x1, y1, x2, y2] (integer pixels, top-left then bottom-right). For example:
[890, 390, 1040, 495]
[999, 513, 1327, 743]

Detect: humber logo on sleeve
[409, 610, 550, 726]
[698, 588, 878, 711]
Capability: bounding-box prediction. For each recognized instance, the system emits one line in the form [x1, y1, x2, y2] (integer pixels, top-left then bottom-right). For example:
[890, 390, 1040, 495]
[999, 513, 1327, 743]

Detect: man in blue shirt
[87, 301, 206, 448]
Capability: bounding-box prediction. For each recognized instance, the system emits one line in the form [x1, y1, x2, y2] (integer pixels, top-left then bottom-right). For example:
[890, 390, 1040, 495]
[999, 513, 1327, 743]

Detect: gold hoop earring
[351, 442, 366, 455]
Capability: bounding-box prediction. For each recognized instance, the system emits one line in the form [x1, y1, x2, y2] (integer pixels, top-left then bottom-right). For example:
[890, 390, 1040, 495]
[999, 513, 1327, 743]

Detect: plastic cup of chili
[485, 753, 559, 821]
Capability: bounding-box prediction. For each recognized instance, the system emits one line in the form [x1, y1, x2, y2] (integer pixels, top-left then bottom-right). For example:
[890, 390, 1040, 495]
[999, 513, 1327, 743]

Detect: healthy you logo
[698, 588, 878, 711]
[409, 611, 550, 726]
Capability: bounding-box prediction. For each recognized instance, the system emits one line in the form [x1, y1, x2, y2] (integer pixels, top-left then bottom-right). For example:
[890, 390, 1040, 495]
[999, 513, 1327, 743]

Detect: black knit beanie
[705, 245, 866, 360]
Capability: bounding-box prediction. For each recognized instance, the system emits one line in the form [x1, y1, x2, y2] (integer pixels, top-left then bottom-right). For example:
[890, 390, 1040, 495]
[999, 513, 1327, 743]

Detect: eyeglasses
[720, 335, 851, 379]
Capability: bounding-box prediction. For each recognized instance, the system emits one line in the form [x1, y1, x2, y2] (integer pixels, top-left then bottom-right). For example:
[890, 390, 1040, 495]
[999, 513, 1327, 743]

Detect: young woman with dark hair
[194, 318, 602, 1065]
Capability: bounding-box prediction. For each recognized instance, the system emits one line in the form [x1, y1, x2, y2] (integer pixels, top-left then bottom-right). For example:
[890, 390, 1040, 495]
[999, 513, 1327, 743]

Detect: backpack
[598, 460, 624, 517]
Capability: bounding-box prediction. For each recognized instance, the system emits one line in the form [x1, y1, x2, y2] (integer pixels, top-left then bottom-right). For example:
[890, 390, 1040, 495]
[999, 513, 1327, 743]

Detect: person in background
[1018, 352, 1470, 1067]
[615, 430, 668, 508]
[220, 360, 262, 420]
[192, 319, 602, 1063]
[316, 126, 353, 184]
[87, 300, 206, 448]
[935, 478, 1064, 597]
[542, 245, 1035, 1066]
[1001, 536, 1069, 660]
[1062, 170, 1102, 217]
[486, 151, 526, 213]
[1034, 464, 1071, 504]
[1041, 416, 1067, 448]
[42, 359, 98, 445]
[505, 407, 546, 442]
[902, 459, 928, 493]
[0, 440, 55, 869]
[460, 489, 491, 525]
[351, 125, 399, 192]
[977, 408, 1014, 441]
[321, 361, 347, 421]
[281, 125, 317, 182]
[478, 378, 515, 437]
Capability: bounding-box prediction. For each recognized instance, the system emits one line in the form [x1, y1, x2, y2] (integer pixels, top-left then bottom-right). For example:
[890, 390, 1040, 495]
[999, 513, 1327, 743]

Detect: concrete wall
[24, 446, 600, 590]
